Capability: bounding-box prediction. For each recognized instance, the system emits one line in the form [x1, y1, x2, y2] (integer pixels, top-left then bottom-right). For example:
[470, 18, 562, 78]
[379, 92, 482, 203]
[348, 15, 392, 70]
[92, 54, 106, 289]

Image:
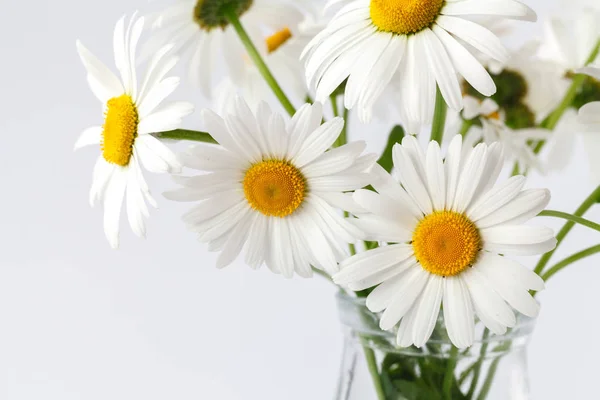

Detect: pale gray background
[0, 0, 597, 399]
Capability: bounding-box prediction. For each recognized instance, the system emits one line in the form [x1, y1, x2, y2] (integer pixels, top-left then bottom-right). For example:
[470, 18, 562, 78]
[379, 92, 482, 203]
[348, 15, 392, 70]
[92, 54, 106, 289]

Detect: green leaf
[377, 125, 405, 173]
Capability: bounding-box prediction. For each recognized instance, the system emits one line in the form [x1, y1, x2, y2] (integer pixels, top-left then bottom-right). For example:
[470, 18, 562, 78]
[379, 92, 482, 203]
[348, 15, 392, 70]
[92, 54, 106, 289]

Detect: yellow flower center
[102, 94, 138, 166]
[370, 0, 445, 35]
[412, 211, 481, 277]
[266, 27, 292, 54]
[486, 111, 501, 120]
[243, 160, 306, 217]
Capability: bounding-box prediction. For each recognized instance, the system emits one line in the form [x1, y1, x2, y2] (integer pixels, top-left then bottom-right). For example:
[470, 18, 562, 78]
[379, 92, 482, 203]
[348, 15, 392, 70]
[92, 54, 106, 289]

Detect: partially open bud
[193, 0, 253, 31]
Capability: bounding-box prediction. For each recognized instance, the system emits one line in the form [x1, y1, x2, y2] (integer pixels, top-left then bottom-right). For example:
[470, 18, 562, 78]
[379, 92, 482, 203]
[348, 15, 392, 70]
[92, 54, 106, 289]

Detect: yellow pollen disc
[266, 27, 292, 54]
[370, 0, 445, 35]
[102, 94, 138, 166]
[412, 211, 481, 277]
[486, 111, 501, 120]
[243, 159, 306, 217]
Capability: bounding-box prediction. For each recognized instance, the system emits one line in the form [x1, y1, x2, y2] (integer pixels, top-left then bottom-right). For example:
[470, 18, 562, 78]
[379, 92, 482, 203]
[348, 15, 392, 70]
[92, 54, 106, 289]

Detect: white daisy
[212, 15, 326, 114]
[333, 135, 555, 348]
[301, 0, 536, 130]
[75, 14, 193, 248]
[539, 7, 600, 71]
[164, 98, 375, 278]
[143, 0, 305, 98]
[576, 65, 600, 184]
[462, 96, 548, 173]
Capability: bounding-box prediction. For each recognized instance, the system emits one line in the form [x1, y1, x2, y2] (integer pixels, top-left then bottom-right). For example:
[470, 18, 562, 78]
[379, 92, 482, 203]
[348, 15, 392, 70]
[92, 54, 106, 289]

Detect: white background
[0, 0, 598, 399]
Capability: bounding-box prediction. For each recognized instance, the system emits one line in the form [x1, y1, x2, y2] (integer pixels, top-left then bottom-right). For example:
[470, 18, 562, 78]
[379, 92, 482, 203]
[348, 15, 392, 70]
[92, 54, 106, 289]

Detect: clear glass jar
[335, 292, 536, 400]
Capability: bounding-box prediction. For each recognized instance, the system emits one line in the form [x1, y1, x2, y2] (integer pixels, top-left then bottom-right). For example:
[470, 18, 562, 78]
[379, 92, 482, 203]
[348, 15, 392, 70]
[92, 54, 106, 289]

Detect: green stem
[541, 244, 600, 281]
[154, 129, 217, 143]
[475, 358, 500, 400]
[442, 346, 459, 400]
[225, 9, 296, 116]
[430, 86, 448, 144]
[510, 162, 520, 177]
[466, 329, 490, 398]
[534, 185, 600, 275]
[361, 339, 386, 400]
[539, 210, 600, 233]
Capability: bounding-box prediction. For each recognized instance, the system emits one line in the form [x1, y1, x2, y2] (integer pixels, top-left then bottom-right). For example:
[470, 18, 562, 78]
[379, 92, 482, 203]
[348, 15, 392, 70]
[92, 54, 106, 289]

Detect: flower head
[334, 136, 554, 348]
[165, 99, 375, 277]
[75, 14, 193, 248]
[143, 0, 305, 97]
[302, 0, 536, 130]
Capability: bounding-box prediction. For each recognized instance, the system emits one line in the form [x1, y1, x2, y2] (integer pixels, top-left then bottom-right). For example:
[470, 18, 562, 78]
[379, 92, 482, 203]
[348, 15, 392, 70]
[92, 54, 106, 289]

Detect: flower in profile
[334, 136, 554, 348]
[461, 96, 549, 173]
[576, 65, 600, 184]
[165, 99, 375, 278]
[75, 14, 193, 248]
[143, 0, 305, 98]
[302, 0, 536, 131]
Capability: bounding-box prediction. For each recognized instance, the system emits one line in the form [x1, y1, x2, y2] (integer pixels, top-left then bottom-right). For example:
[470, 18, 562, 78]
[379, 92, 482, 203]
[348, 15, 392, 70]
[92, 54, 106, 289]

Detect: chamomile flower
[165, 99, 375, 278]
[143, 0, 304, 97]
[539, 7, 600, 71]
[75, 14, 193, 248]
[334, 136, 554, 348]
[212, 16, 326, 113]
[302, 0, 536, 130]
[576, 65, 600, 184]
[462, 96, 548, 173]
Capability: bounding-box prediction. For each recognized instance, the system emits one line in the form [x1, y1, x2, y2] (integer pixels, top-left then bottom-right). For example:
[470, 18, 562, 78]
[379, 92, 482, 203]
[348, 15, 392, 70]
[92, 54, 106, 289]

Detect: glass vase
[335, 292, 536, 400]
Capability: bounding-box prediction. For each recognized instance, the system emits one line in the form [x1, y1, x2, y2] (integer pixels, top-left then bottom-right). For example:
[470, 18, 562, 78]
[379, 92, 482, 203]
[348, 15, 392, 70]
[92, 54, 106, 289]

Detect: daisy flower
[575, 65, 600, 184]
[143, 0, 305, 98]
[165, 99, 375, 278]
[539, 7, 600, 71]
[301, 0, 536, 130]
[75, 14, 193, 248]
[462, 96, 548, 173]
[334, 136, 555, 348]
[212, 15, 328, 114]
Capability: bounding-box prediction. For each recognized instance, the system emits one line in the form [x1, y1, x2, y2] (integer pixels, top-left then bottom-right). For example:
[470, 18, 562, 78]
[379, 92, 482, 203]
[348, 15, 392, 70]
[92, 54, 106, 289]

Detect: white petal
[353, 189, 418, 232]
[482, 225, 555, 246]
[442, 0, 536, 22]
[475, 252, 541, 317]
[125, 159, 148, 238]
[445, 135, 463, 208]
[293, 118, 345, 168]
[467, 175, 526, 222]
[462, 265, 516, 334]
[348, 257, 417, 292]
[269, 218, 295, 278]
[76, 40, 123, 102]
[103, 168, 127, 248]
[432, 25, 495, 96]
[376, 267, 429, 330]
[443, 276, 474, 348]
[333, 244, 414, 285]
[452, 143, 488, 212]
[74, 126, 102, 150]
[425, 140, 446, 211]
[393, 144, 433, 214]
[411, 274, 444, 348]
[435, 16, 509, 63]
[422, 28, 462, 111]
[135, 135, 182, 174]
[303, 141, 366, 178]
[476, 189, 550, 229]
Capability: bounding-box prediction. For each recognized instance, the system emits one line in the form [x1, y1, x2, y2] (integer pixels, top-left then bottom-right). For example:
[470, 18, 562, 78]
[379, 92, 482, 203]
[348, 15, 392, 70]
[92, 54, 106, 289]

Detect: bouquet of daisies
[74, 0, 600, 398]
